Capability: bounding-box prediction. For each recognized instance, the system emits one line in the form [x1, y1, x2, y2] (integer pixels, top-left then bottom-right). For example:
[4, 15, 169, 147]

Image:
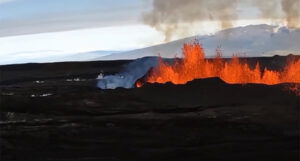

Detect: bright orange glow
[135, 81, 143, 88]
[138, 42, 300, 88]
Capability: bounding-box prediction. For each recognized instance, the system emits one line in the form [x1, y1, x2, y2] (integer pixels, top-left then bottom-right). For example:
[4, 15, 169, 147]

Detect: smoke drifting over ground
[144, 0, 300, 41]
[97, 57, 158, 89]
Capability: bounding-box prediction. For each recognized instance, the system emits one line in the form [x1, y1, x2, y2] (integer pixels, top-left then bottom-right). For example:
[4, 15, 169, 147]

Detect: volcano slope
[0, 56, 299, 161]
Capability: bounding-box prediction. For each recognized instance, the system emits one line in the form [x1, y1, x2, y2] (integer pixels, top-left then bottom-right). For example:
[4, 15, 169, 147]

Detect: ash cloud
[144, 0, 300, 41]
[280, 0, 300, 28]
[253, 0, 300, 28]
[143, 0, 238, 41]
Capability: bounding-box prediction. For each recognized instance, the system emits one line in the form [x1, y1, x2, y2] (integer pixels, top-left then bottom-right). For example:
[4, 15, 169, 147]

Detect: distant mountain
[98, 24, 300, 60]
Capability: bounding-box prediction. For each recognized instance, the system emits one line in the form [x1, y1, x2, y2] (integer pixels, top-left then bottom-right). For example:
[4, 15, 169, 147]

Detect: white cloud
[0, 0, 15, 5]
[0, 25, 164, 65]
[0, 1, 146, 37]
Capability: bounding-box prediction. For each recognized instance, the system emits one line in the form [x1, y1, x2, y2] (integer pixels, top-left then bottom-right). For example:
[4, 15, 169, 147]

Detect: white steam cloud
[97, 57, 158, 89]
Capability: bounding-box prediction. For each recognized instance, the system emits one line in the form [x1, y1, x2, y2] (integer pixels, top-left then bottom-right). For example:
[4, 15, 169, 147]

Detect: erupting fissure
[136, 42, 300, 87]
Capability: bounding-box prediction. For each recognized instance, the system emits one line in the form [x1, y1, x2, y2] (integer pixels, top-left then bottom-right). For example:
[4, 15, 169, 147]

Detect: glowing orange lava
[139, 42, 300, 87]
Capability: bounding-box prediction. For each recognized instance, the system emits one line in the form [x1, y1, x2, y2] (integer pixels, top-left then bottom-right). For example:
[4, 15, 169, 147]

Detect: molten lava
[137, 42, 300, 87]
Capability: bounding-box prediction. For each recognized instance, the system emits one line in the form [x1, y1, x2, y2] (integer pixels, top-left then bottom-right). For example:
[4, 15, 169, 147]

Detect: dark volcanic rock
[0, 58, 299, 161]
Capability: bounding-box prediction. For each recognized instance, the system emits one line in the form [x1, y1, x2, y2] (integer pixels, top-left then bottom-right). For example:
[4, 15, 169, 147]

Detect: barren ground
[0, 56, 299, 161]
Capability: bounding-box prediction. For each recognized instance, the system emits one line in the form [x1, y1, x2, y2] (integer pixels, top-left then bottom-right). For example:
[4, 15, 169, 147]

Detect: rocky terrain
[0, 56, 299, 161]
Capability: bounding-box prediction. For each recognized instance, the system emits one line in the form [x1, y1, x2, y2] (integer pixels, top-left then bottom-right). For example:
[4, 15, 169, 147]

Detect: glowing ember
[137, 42, 300, 88]
[287, 84, 300, 96]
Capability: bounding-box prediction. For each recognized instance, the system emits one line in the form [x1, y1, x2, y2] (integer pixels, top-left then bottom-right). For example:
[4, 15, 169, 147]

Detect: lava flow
[136, 42, 300, 87]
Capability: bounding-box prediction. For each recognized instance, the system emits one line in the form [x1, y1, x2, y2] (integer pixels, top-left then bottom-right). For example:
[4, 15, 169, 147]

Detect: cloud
[0, 25, 162, 65]
[0, 0, 15, 5]
[0, 0, 146, 37]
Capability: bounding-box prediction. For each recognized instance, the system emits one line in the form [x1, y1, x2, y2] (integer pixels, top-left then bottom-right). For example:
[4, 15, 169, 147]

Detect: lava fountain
[136, 42, 300, 88]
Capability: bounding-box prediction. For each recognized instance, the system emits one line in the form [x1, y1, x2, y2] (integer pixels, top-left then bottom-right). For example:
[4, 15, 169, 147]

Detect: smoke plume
[144, 0, 300, 41]
[143, 0, 238, 41]
[281, 0, 300, 28]
[97, 57, 158, 89]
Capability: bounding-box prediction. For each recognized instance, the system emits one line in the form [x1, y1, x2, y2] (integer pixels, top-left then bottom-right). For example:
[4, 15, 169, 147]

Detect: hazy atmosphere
[0, 0, 299, 64]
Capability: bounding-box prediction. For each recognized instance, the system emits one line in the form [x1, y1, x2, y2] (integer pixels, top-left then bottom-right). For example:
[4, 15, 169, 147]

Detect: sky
[0, 0, 297, 65]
